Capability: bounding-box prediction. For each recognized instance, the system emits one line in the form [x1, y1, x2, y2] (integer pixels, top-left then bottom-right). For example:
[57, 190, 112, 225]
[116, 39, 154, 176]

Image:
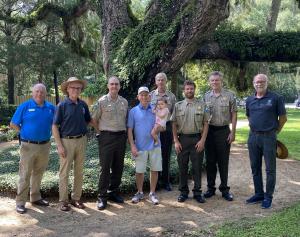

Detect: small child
[151, 97, 170, 145]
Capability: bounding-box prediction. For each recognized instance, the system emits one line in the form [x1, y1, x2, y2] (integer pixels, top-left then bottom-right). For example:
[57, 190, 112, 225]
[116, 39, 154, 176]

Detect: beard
[184, 92, 194, 99]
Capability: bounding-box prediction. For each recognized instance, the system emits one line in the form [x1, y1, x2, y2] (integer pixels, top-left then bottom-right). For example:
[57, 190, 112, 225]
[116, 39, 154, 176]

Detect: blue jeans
[247, 131, 277, 199]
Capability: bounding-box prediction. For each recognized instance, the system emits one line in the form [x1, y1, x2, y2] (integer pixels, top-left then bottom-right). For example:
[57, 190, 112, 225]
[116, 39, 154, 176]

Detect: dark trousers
[205, 126, 230, 193]
[98, 132, 127, 199]
[177, 134, 204, 196]
[159, 122, 173, 185]
[248, 131, 277, 199]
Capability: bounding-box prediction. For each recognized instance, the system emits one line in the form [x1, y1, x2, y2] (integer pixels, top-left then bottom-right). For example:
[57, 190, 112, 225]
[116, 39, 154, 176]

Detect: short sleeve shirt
[92, 94, 128, 131]
[150, 89, 176, 121]
[204, 89, 238, 126]
[246, 91, 286, 132]
[127, 103, 157, 151]
[11, 99, 55, 141]
[53, 97, 91, 137]
[170, 99, 208, 134]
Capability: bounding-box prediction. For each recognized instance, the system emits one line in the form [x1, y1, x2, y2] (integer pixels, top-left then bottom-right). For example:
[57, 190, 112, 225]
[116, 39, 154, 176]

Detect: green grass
[215, 202, 300, 237]
[235, 108, 300, 160]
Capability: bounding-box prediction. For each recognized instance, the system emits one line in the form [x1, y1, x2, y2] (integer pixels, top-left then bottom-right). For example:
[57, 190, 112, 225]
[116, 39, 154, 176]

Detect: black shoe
[97, 198, 107, 210]
[16, 205, 27, 214]
[108, 192, 124, 203]
[222, 192, 234, 201]
[164, 183, 172, 191]
[177, 194, 188, 203]
[204, 190, 215, 198]
[246, 195, 264, 204]
[194, 195, 206, 203]
[32, 199, 49, 206]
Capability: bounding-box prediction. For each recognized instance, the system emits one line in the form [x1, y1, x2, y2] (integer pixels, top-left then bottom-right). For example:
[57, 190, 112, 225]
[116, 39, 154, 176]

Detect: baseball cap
[138, 86, 149, 94]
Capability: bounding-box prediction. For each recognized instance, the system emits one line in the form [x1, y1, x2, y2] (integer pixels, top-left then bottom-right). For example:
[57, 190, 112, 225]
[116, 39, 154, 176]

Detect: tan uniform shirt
[150, 89, 176, 121]
[170, 99, 208, 134]
[204, 89, 238, 126]
[92, 94, 128, 131]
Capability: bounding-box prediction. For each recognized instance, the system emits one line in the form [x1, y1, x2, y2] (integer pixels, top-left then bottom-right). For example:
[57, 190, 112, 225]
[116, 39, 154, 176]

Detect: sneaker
[149, 192, 159, 205]
[246, 195, 264, 204]
[261, 198, 272, 209]
[16, 205, 26, 214]
[131, 192, 144, 204]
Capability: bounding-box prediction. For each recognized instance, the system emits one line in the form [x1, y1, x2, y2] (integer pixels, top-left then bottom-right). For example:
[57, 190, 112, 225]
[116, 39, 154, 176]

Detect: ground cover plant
[0, 138, 179, 196]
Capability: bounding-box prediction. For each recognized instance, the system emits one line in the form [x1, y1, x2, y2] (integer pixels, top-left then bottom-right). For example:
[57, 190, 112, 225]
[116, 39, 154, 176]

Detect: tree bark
[99, 0, 134, 76]
[266, 0, 281, 32]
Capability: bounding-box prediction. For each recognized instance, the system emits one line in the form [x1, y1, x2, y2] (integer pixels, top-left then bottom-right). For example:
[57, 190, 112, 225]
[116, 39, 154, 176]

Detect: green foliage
[216, 202, 300, 237]
[0, 104, 17, 125]
[0, 138, 179, 195]
[82, 74, 108, 97]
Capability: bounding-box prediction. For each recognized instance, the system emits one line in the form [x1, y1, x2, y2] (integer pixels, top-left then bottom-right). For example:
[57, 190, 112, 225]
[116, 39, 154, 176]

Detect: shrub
[0, 104, 17, 125]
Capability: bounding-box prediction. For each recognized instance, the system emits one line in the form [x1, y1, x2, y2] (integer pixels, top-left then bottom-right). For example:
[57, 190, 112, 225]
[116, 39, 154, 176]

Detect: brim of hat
[61, 80, 87, 94]
[276, 140, 288, 159]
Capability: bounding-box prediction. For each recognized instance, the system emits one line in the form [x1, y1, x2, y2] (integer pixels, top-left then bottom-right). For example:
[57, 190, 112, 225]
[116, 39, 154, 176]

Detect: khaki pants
[59, 136, 87, 202]
[16, 142, 50, 206]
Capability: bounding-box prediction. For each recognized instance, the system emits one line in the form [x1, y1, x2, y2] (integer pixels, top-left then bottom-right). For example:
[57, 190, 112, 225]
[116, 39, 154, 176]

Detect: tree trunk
[99, 0, 134, 76]
[53, 70, 60, 105]
[266, 0, 281, 32]
[7, 65, 15, 104]
[100, 0, 230, 97]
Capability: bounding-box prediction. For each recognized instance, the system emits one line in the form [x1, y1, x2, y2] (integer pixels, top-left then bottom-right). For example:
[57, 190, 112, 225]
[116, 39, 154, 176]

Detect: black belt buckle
[101, 131, 126, 135]
[64, 134, 85, 139]
[21, 139, 49, 144]
[179, 133, 200, 137]
[209, 125, 229, 130]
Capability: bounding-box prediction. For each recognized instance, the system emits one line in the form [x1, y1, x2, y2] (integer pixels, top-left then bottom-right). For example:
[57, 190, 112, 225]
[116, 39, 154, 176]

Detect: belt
[251, 130, 275, 135]
[100, 130, 126, 135]
[209, 125, 229, 130]
[21, 139, 49, 144]
[178, 133, 201, 137]
[62, 134, 85, 139]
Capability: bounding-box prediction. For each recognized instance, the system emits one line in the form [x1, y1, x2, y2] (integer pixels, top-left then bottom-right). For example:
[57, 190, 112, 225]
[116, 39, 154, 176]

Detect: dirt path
[0, 144, 300, 237]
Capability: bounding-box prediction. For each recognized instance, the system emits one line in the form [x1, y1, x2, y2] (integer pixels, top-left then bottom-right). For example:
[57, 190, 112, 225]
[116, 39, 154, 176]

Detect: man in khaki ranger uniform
[150, 72, 176, 191]
[92, 76, 128, 210]
[203, 71, 237, 202]
[171, 80, 209, 203]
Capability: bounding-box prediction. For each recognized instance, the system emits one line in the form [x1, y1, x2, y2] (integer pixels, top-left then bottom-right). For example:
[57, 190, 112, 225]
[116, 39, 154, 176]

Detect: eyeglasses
[109, 83, 119, 86]
[254, 81, 267, 85]
[69, 86, 82, 90]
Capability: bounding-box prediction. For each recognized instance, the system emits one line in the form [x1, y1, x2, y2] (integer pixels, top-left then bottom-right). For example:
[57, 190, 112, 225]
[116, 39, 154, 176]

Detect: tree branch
[193, 31, 300, 62]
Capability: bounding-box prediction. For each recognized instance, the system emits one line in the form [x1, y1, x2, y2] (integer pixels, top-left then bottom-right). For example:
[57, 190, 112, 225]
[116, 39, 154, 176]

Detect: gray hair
[108, 76, 120, 84]
[155, 72, 167, 81]
[32, 83, 47, 93]
[253, 74, 268, 82]
[208, 71, 223, 80]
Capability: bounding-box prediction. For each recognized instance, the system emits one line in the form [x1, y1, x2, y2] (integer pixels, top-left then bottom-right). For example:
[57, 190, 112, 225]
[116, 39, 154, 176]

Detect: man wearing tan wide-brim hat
[52, 76, 96, 211]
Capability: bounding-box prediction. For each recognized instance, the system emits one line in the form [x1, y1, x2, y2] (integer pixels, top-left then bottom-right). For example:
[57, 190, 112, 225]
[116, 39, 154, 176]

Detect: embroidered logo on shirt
[28, 109, 35, 112]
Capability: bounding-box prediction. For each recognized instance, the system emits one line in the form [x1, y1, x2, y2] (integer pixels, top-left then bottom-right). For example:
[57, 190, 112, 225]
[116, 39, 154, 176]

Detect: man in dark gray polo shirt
[53, 77, 95, 211]
[246, 74, 287, 209]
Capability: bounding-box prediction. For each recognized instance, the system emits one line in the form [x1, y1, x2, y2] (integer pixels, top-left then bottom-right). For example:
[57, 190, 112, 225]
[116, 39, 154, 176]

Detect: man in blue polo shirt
[52, 77, 95, 211]
[246, 74, 287, 209]
[127, 86, 162, 205]
[10, 83, 55, 214]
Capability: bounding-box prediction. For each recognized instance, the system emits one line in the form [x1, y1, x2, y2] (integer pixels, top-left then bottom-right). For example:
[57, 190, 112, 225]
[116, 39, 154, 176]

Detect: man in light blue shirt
[127, 86, 162, 205]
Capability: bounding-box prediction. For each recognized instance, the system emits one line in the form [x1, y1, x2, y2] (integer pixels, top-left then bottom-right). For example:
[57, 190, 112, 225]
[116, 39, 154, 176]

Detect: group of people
[10, 72, 286, 214]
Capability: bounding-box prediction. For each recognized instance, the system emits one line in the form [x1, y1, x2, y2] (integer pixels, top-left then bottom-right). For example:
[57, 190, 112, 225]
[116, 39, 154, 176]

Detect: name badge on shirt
[28, 109, 35, 112]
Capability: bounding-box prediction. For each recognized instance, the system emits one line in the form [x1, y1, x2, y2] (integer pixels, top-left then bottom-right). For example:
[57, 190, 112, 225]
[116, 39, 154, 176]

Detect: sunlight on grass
[235, 109, 300, 161]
